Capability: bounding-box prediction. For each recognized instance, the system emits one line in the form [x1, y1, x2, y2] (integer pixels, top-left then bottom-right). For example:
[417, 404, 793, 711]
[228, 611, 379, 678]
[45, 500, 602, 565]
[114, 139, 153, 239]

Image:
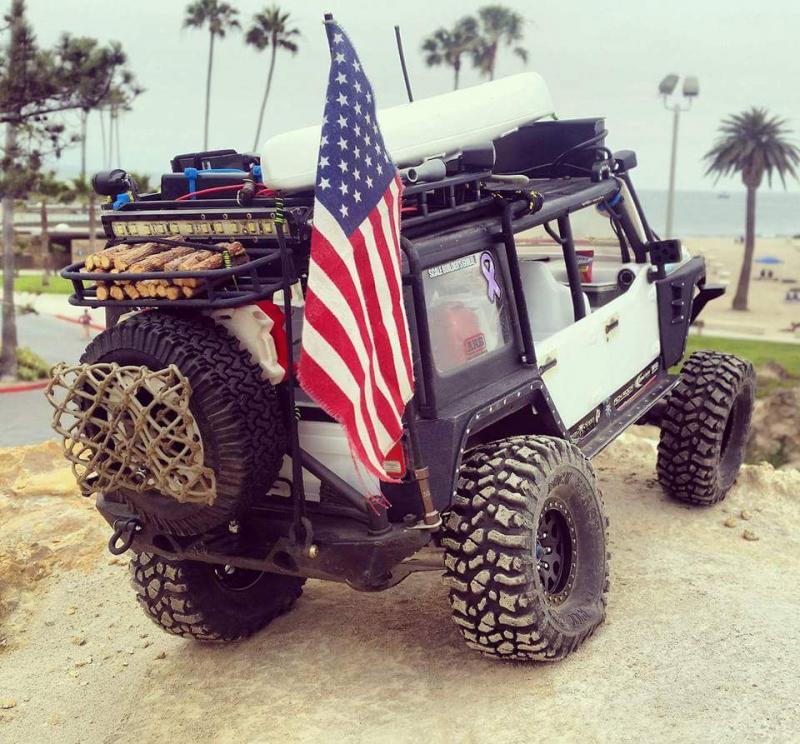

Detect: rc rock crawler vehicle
[47, 73, 755, 661]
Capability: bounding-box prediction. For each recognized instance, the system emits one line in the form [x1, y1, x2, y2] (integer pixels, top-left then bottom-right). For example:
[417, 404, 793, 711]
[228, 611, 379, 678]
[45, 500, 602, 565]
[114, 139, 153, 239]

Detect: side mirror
[92, 169, 130, 197]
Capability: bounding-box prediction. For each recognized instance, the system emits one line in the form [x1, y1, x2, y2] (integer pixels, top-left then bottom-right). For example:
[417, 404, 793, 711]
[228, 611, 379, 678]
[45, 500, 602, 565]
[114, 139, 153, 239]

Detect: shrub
[13, 346, 49, 381]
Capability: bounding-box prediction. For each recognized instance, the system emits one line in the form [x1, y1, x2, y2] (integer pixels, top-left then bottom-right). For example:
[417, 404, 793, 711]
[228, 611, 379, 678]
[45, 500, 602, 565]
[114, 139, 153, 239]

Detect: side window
[424, 251, 511, 375]
[518, 205, 625, 265]
[568, 205, 626, 260]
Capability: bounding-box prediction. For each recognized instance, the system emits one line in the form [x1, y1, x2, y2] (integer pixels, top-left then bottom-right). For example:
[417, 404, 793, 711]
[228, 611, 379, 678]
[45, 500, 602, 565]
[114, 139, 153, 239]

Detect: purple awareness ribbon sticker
[480, 251, 502, 303]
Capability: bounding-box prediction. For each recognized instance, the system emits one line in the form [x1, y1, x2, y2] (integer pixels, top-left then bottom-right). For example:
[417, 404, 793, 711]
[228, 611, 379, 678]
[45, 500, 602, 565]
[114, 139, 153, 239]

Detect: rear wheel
[81, 311, 287, 535]
[657, 350, 755, 505]
[130, 552, 304, 641]
[442, 435, 609, 662]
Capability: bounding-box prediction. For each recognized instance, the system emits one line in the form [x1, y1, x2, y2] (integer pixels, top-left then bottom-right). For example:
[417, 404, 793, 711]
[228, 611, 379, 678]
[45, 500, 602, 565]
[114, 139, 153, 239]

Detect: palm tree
[472, 4, 528, 81]
[246, 6, 300, 149]
[421, 16, 479, 91]
[704, 108, 799, 311]
[184, 0, 240, 149]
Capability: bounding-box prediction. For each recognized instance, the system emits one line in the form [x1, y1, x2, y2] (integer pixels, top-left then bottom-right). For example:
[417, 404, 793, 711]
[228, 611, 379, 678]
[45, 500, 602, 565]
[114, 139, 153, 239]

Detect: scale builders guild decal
[569, 360, 660, 440]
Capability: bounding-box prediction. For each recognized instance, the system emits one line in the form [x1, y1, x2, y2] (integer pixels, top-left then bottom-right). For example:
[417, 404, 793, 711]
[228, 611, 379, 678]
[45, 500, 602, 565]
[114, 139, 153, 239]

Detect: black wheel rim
[536, 498, 576, 604]
[213, 565, 265, 592]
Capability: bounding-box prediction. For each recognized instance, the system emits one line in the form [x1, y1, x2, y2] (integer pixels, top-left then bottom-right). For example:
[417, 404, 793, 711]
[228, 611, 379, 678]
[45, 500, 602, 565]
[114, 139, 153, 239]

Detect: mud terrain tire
[82, 311, 286, 535]
[130, 552, 304, 641]
[443, 436, 609, 662]
[657, 351, 755, 505]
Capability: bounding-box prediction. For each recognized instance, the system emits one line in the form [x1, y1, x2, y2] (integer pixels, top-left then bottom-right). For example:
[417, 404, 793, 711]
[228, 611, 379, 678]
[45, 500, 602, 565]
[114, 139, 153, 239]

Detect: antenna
[394, 25, 414, 102]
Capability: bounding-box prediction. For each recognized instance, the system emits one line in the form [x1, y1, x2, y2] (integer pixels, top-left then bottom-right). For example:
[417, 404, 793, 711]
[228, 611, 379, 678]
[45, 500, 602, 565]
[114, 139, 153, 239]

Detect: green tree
[128, 171, 153, 193]
[99, 79, 142, 168]
[704, 108, 799, 311]
[472, 4, 528, 81]
[57, 37, 139, 179]
[184, 0, 240, 150]
[64, 176, 101, 257]
[421, 16, 478, 91]
[30, 171, 70, 286]
[0, 0, 128, 377]
[246, 6, 300, 149]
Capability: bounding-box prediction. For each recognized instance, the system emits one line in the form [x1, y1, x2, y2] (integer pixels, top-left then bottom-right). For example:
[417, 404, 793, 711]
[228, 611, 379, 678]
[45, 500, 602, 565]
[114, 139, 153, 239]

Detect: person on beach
[79, 310, 92, 339]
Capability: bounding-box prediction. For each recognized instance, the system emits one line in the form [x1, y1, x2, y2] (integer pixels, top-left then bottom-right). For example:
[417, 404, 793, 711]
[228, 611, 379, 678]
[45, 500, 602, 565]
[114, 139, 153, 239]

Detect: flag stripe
[310, 203, 401, 429]
[300, 322, 385, 474]
[304, 281, 398, 445]
[372, 183, 414, 392]
[350, 223, 405, 413]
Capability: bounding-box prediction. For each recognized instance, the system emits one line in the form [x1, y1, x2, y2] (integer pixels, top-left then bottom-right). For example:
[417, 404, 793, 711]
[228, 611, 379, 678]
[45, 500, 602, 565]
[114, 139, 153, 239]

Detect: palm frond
[704, 106, 800, 189]
[246, 5, 301, 52]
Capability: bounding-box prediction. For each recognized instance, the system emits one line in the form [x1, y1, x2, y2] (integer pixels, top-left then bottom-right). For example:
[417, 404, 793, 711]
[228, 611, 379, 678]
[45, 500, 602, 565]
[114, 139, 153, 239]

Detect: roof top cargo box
[261, 71, 555, 191]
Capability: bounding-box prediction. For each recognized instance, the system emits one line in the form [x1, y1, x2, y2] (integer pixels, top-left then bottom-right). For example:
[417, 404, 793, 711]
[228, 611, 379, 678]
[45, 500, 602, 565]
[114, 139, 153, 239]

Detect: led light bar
[109, 217, 279, 239]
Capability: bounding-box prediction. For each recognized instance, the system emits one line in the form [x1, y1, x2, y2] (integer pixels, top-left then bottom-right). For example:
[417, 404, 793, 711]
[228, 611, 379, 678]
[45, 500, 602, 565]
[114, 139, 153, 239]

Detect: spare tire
[81, 311, 287, 535]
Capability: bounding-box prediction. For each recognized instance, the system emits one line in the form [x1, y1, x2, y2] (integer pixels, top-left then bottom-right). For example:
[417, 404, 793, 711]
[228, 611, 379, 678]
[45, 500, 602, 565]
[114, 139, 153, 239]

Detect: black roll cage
[80, 151, 691, 588]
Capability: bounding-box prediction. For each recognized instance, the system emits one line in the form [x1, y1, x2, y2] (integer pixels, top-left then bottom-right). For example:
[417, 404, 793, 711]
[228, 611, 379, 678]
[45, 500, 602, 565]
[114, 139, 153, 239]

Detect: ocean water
[9, 188, 799, 238]
[637, 189, 800, 238]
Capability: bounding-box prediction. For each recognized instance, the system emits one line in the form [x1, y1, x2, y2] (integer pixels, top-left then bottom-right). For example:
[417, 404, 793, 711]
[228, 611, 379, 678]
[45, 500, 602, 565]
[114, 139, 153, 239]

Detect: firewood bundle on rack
[83, 239, 249, 301]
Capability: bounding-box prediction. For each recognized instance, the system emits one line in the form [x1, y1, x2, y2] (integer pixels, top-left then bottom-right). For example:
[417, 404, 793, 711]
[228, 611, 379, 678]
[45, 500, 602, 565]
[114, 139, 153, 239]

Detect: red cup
[576, 248, 594, 283]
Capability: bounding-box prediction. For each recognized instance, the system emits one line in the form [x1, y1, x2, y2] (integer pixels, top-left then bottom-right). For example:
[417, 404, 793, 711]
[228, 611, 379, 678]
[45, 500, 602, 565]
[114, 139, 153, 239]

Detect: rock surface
[748, 386, 800, 469]
[1, 434, 799, 743]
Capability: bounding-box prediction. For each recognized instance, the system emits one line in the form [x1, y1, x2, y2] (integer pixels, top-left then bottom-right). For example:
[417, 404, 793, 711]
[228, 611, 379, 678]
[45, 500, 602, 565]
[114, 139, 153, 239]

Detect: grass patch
[677, 334, 800, 397]
[0, 272, 73, 295]
[684, 335, 800, 376]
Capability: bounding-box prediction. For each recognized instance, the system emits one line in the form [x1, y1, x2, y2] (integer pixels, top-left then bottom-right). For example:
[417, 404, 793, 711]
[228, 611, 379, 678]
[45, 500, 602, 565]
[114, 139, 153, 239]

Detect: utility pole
[659, 74, 699, 238]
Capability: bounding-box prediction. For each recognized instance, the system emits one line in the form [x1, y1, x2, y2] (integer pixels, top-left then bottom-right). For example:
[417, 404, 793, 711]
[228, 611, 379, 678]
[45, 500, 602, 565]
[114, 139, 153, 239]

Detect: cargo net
[45, 362, 216, 505]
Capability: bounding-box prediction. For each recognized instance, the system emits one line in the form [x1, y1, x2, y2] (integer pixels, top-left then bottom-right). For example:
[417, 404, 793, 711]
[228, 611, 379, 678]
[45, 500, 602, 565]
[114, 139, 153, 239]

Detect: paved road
[1, 313, 97, 447]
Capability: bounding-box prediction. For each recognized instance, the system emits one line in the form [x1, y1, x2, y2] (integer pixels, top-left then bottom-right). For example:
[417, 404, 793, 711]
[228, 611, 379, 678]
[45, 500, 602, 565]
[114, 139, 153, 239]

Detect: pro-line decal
[611, 360, 659, 410]
[569, 359, 661, 440]
[571, 406, 603, 440]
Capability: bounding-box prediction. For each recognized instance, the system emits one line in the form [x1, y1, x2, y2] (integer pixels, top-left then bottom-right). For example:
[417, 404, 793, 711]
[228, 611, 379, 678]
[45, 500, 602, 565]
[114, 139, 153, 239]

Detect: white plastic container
[261, 72, 555, 191]
[271, 420, 370, 500]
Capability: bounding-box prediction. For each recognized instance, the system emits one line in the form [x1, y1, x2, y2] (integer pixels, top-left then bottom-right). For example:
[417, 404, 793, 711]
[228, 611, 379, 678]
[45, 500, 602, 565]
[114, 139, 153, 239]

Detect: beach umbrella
[754, 256, 783, 264]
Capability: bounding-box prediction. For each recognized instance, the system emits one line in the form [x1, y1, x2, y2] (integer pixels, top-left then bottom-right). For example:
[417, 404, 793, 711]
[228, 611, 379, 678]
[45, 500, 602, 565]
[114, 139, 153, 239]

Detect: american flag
[297, 19, 414, 482]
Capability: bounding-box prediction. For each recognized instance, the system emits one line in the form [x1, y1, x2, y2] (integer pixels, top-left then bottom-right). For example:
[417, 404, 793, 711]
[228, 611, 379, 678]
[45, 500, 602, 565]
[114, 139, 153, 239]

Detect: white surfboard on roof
[260, 72, 555, 191]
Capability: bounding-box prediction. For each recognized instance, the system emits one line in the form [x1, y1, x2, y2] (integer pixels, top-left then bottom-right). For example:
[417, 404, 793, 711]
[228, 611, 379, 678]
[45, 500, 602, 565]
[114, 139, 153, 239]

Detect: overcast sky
[24, 0, 800, 192]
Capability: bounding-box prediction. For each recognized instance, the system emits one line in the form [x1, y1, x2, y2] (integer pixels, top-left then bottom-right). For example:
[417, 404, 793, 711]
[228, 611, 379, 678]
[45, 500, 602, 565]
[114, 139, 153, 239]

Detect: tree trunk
[80, 110, 88, 181]
[1, 123, 19, 379]
[40, 199, 50, 286]
[108, 107, 115, 167]
[253, 43, 278, 150]
[99, 108, 107, 170]
[114, 105, 122, 164]
[732, 185, 757, 311]
[204, 32, 215, 150]
[453, 59, 460, 90]
[88, 193, 98, 253]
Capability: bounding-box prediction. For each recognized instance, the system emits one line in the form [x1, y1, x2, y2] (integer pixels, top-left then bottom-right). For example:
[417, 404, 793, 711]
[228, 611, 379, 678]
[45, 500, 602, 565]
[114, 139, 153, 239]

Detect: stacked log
[82, 240, 248, 301]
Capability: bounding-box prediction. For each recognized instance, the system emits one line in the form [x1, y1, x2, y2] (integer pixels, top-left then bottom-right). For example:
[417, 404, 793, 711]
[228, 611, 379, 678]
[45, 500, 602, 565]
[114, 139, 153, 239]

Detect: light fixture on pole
[660, 74, 699, 237]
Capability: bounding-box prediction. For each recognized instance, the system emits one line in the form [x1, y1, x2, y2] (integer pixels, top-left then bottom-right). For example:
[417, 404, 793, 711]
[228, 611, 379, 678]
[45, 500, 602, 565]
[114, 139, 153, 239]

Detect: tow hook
[108, 517, 143, 555]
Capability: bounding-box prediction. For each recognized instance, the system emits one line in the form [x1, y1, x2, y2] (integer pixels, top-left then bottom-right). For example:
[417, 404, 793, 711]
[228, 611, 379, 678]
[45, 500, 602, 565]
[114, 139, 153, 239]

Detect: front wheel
[442, 435, 609, 662]
[657, 350, 755, 505]
[129, 552, 305, 642]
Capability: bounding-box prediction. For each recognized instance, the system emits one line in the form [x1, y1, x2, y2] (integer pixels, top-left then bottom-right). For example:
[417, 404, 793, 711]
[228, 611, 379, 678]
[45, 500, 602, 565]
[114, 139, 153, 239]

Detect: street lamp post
[659, 74, 699, 238]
